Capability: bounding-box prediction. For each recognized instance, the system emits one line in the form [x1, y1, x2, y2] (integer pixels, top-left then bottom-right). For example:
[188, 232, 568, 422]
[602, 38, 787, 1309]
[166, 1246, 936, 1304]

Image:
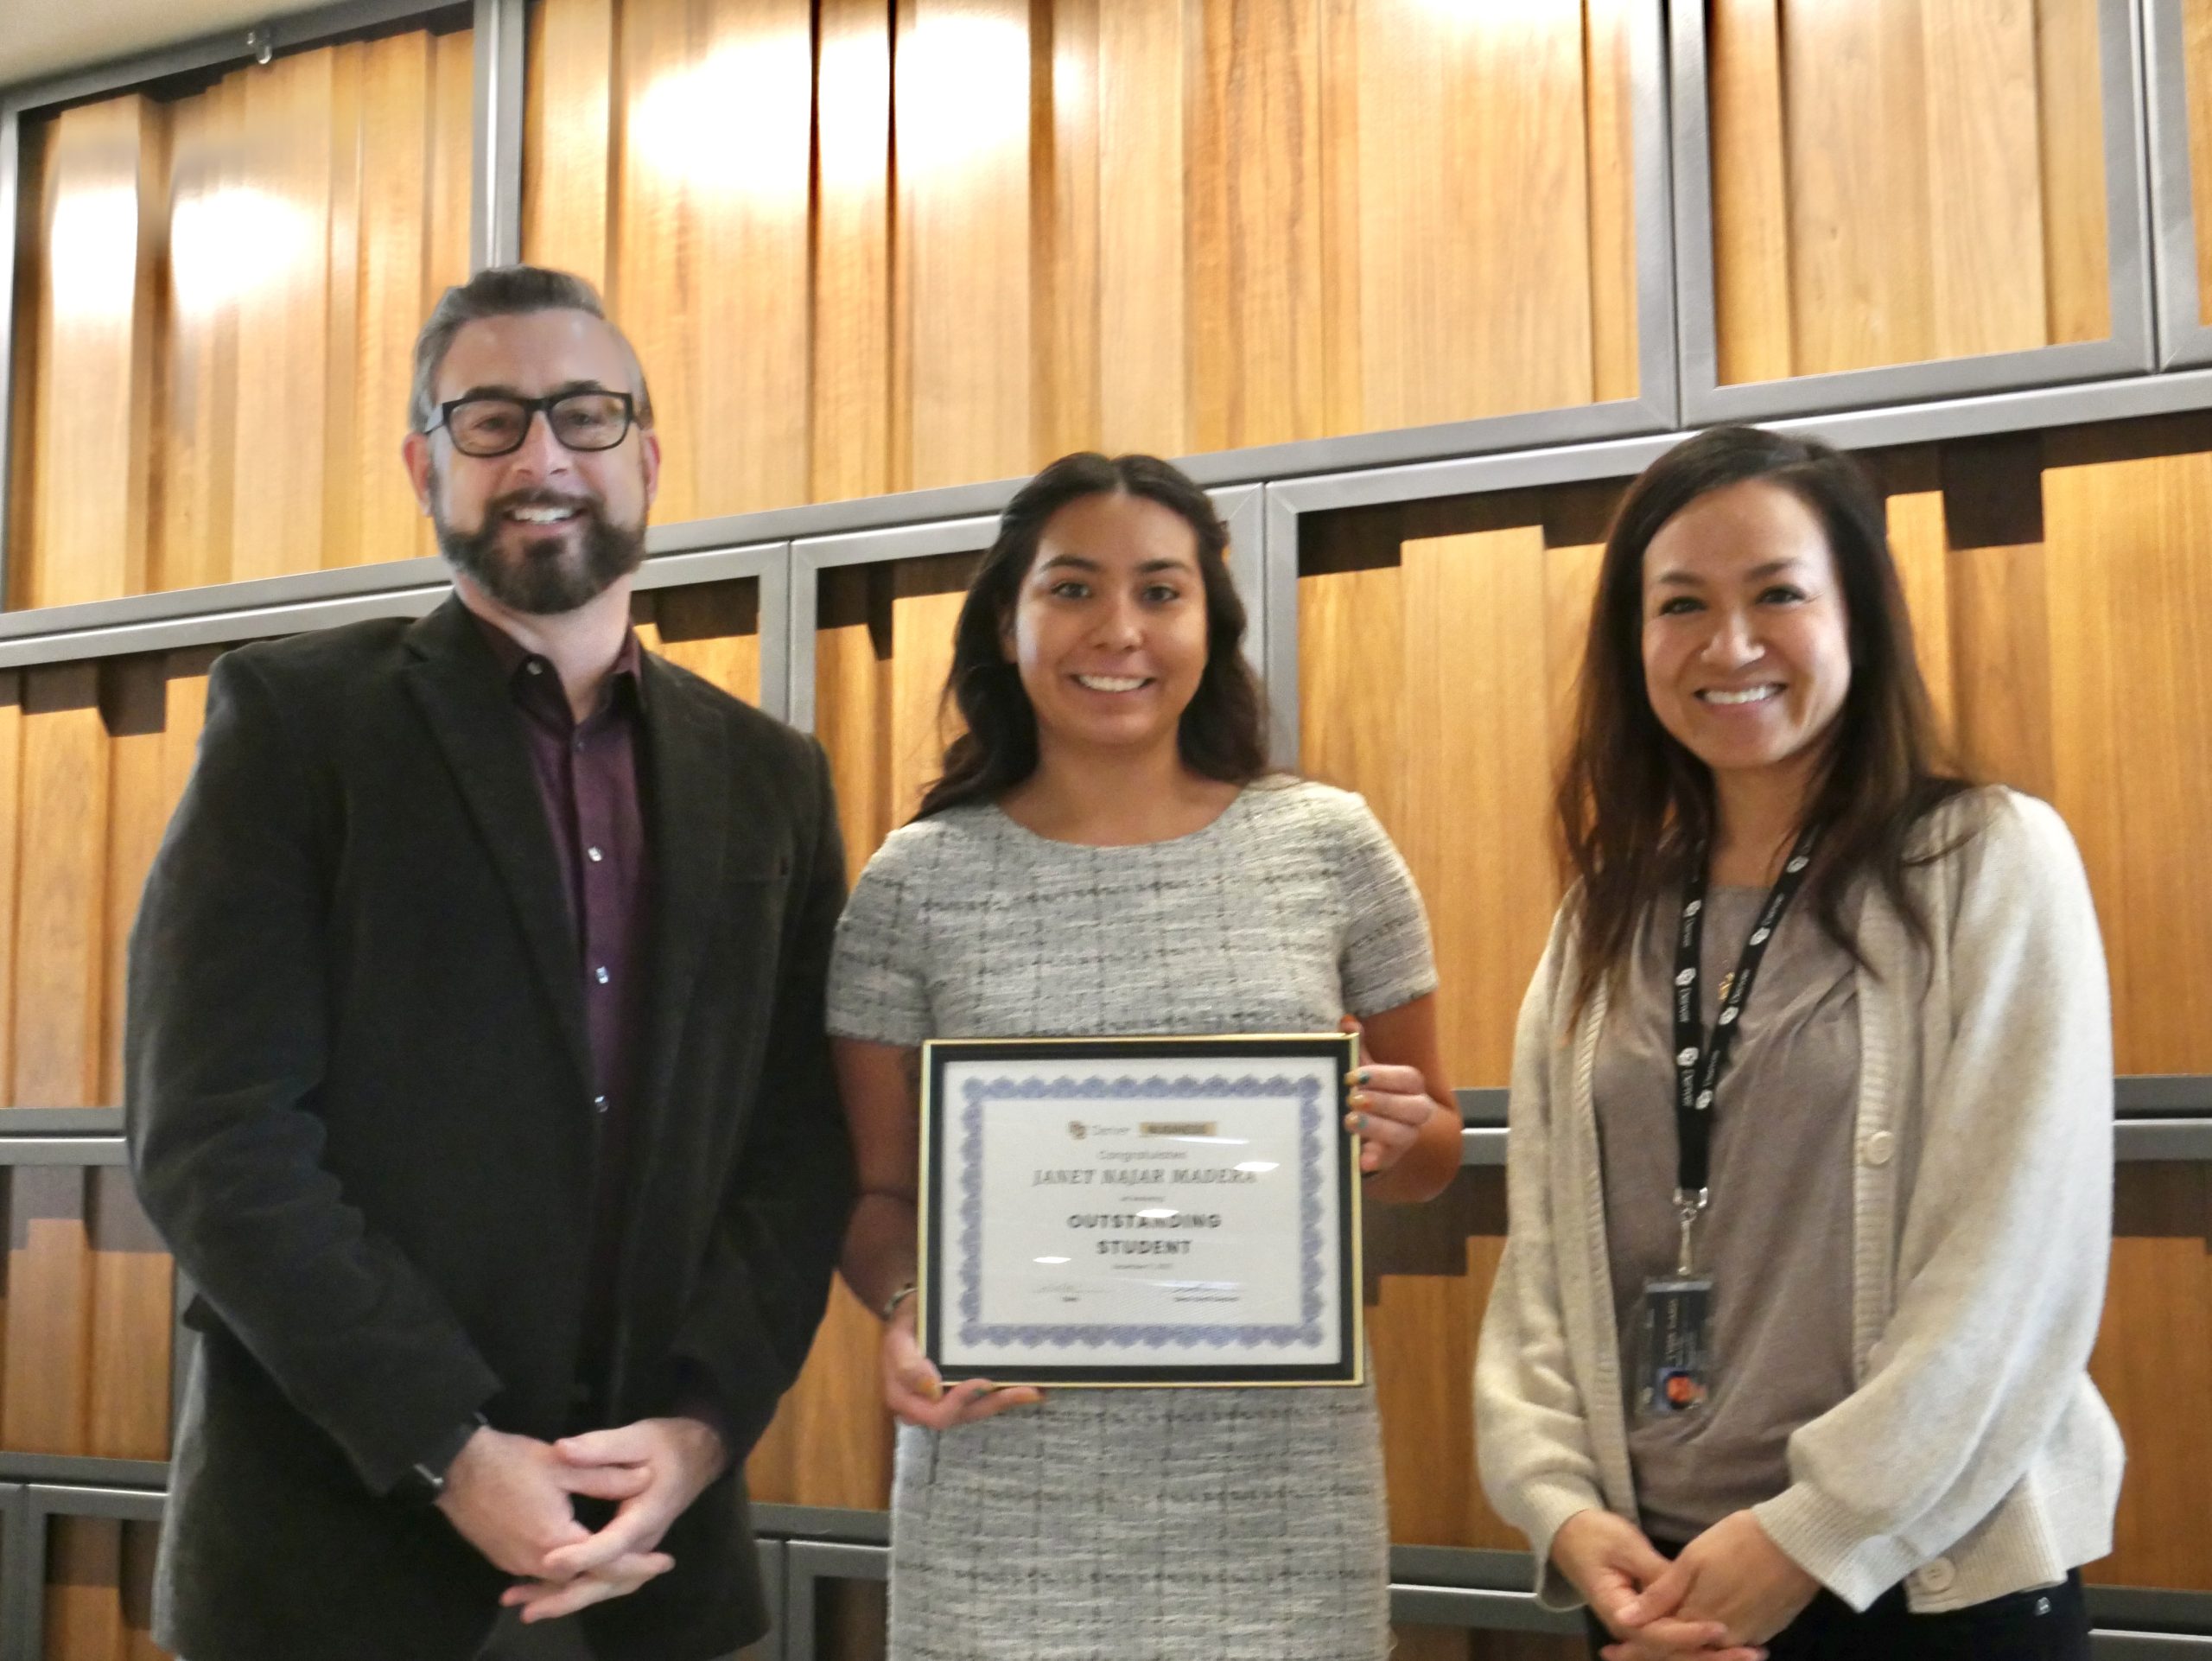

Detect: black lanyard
[1669, 823, 1821, 1264]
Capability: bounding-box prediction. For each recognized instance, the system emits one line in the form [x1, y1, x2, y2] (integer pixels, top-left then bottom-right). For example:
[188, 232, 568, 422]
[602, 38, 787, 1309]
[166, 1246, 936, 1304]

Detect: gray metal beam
[0, 1109, 120, 1135]
[0, 1483, 34, 1661]
[470, 0, 526, 272]
[1464, 1116, 2212, 1169]
[0, 0, 467, 116]
[0, 1136, 128, 1167]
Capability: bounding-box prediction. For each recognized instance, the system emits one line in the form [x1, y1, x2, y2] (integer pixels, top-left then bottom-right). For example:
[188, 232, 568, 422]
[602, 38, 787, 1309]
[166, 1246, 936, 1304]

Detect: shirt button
[525, 661, 544, 676]
[572, 735, 586, 753]
[593, 1095, 609, 1114]
[1917, 1556, 1955, 1594]
[588, 846, 604, 862]
[1861, 1130, 1896, 1168]
[594, 965, 611, 985]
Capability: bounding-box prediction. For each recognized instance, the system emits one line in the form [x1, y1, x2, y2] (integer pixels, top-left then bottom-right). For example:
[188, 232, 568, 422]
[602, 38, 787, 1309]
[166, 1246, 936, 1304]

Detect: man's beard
[434, 484, 646, 615]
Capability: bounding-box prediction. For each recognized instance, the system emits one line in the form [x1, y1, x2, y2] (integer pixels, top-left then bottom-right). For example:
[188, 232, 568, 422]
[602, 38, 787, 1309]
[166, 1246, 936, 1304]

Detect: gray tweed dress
[826, 780, 1436, 1661]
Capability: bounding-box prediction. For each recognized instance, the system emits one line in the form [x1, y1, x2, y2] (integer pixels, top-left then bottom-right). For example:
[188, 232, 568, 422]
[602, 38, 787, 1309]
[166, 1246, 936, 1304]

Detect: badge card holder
[1637, 826, 1820, 1422]
[1637, 1193, 1715, 1418]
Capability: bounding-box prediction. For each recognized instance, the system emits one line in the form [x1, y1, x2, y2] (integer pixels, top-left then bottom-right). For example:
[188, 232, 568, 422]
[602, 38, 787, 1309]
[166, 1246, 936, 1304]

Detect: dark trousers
[1586, 1568, 2090, 1661]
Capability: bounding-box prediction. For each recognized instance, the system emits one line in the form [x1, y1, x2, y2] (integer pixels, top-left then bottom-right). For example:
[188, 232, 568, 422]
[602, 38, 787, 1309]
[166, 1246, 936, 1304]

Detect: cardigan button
[1860, 1130, 1896, 1168]
[1917, 1556, 1956, 1594]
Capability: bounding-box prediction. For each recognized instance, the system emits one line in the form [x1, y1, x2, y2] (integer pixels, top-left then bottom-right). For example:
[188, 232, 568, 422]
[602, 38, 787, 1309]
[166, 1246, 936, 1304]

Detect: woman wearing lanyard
[828, 452, 1464, 1661]
[1475, 425, 2121, 1661]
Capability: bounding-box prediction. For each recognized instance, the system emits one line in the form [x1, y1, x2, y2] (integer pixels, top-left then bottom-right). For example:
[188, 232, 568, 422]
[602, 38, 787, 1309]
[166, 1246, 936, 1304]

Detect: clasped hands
[1554, 1508, 1820, 1661]
[435, 1416, 728, 1623]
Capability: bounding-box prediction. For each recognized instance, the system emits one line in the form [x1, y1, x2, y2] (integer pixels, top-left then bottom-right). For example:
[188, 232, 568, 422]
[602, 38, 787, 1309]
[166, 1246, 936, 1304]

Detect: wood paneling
[6, 1167, 94, 1453]
[39, 1516, 169, 1661]
[521, 0, 1638, 519]
[8, 22, 474, 611]
[2186, 0, 2212, 328]
[1708, 0, 2110, 382]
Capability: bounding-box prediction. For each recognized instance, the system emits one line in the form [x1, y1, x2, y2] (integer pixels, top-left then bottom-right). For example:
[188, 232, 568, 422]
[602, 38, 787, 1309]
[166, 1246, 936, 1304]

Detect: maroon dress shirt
[474, 616, 650, 1401]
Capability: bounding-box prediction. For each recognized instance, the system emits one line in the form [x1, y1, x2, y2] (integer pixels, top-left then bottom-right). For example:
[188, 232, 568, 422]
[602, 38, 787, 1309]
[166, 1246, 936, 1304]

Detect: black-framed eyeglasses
[425, 391, 638, 458]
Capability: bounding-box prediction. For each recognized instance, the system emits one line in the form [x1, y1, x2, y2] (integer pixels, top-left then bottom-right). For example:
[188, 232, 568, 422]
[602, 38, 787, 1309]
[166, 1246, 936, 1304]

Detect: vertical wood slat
[2036, 0, 2110, 345]
[1094, 0, 1185, 456]
[524, 0, 616, 290]
[5, 1167, 92, 1454]
[1355, 1, 1595, 433]
[154, 84, 240, 595]
[87, 1168, 174, 1461]
[1187, 0, 1323, 454]
[1920, 0, 2046, 361]
[43, 1515, 126, 1661]
[1582, 0, 1639, 404]
[1033, 0, 1103, 468]
[812, 0, 896, 503]
[228, 50, 338, 586]
[1707, 0, 1795, 383]
[899, 0, 1033, 491]
[2187, 0, 2212, 327]
[1883, 487, 1956, 744]
[2038, 448, 2212, 1075]
[644, 580, 763, 705]
[16, 665, 111, 1109]
[2094, 1167, 2212, 1588]
[1782, 0, 1936, 377]
[687, 0, 816, 519]
[886, 556, 976, 824]
[22, 98, 162, 611]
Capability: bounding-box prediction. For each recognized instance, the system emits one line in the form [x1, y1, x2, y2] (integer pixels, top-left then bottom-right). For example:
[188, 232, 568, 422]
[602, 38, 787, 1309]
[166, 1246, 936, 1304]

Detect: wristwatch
[881, 1283, 918, 1323]
[393, 1412, 486, 1505]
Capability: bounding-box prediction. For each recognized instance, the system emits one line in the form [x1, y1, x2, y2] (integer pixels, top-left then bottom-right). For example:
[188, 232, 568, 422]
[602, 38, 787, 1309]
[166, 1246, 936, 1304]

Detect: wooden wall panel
[2037, 444, 2212, 1075]
[2187, 0, 2212, 328]
[1709, 0, 2111, 383]
[524, 0, 616, 291]
[632, 580, 762, 705]
[18, 99, 162, 611]
[37, 1516, 171, 1661]
[16, 665, 111, 1109]
[1354, 3, 1595, 432]
[518, 0, 1637, 521]
[2094, 1167, 2212, 1589]
[811, 0, 896, 502]
[1298, 503, 1605, 1091]
[6, 1167, 93, 1454]
[86, 1168, 173, 1461]
[899, 0, 1034, 490]
[9, 24, 474, 611]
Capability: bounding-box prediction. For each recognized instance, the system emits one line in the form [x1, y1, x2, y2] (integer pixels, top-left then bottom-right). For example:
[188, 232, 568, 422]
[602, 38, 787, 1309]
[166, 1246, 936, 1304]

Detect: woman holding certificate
[829, 451, 1461, 1661]
[1476, 426, 2120, 1661]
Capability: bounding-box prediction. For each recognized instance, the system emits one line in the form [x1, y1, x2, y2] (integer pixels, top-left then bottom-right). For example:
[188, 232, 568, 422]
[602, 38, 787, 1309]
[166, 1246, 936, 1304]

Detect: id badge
[1636, 1276, 1715, 1416]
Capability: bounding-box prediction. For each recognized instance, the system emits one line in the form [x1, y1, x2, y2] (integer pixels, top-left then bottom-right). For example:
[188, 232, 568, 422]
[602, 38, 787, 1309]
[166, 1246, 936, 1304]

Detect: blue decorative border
[955, 1072, 1330, 1351]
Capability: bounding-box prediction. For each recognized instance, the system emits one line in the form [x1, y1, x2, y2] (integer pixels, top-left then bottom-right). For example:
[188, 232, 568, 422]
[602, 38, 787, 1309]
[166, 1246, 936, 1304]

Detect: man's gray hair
[409, 265, 656, 433]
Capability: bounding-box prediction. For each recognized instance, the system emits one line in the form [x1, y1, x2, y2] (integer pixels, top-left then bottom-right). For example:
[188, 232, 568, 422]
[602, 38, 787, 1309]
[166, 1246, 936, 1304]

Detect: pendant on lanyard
[1635, 824, 1821, 1419]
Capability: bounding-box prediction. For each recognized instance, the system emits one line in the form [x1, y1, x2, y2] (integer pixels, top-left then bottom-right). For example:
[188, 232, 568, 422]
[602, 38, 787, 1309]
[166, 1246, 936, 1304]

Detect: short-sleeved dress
[827, 779, 1437, 1661]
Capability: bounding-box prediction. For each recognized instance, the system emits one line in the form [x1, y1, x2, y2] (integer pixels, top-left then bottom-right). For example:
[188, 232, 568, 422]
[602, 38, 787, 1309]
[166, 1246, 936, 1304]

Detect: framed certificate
[918, 1034, 1363, 1387]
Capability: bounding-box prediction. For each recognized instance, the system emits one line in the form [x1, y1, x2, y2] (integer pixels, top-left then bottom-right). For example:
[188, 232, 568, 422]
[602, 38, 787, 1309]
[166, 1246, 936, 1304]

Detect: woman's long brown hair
[1558, 425, 1973, 1018]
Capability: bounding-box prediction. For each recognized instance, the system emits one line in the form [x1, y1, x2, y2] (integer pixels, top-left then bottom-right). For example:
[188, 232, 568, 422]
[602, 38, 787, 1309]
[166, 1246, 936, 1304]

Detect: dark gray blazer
[125, 595, 852, 1661]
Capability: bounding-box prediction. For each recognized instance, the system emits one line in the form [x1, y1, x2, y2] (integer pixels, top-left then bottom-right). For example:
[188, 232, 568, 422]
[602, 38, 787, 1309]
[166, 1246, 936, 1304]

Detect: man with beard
[125, 266, 852, 1661]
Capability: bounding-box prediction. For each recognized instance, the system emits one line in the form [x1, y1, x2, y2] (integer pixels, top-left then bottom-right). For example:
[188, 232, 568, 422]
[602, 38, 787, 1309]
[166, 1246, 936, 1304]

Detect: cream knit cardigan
[1473, 789, 2124, 1615]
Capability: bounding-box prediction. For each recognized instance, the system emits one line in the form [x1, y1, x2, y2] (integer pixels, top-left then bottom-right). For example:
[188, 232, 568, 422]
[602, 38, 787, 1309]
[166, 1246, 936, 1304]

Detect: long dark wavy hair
[912, 453, 1272, 820]
[1558, 425, 1974, 1016]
